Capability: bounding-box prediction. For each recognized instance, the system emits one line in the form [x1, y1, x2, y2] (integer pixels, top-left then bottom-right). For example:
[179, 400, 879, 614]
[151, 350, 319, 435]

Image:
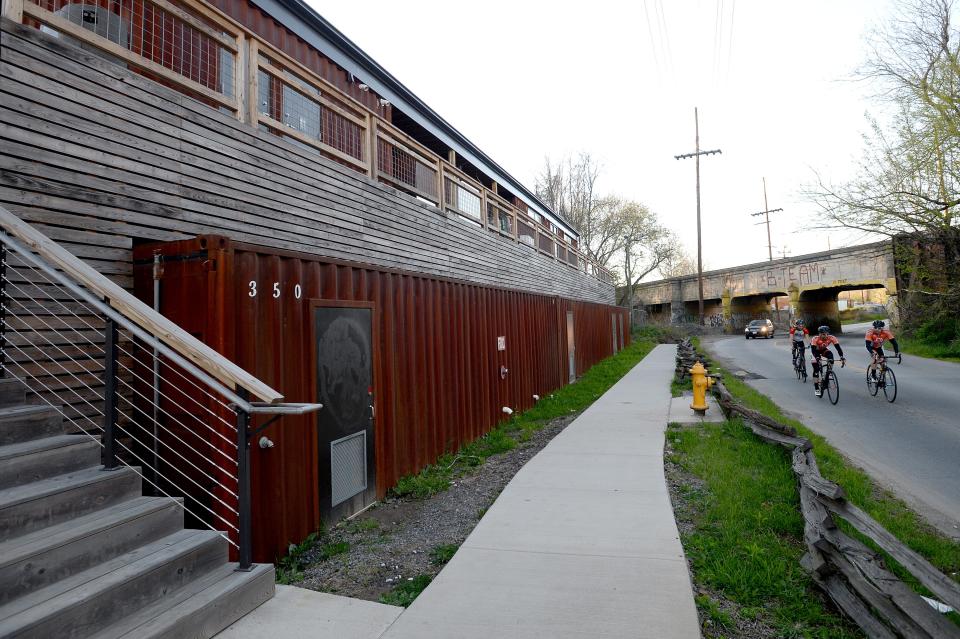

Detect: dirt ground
[295, 414, 576, 603]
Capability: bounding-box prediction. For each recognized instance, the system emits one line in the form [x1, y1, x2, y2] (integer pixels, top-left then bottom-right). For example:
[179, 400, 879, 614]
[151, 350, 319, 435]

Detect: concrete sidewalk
[379, 343, 700, 639]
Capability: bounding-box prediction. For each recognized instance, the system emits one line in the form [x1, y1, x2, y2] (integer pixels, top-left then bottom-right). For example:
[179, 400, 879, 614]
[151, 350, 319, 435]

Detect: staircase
[0, 378, 275, 639]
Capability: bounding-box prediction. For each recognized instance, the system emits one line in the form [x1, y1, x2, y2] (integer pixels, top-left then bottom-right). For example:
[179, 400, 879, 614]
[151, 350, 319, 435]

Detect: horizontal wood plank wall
[0, 20, 614, 306]
[132, 237, 629, 560]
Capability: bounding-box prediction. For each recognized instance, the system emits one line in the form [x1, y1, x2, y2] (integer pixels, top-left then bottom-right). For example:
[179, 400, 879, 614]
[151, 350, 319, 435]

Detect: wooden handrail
[0, 206, 284, 404]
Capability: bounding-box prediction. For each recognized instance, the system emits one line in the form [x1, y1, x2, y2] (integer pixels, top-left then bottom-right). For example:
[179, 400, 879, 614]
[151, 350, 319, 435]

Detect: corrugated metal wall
[134, 236, 629, 560]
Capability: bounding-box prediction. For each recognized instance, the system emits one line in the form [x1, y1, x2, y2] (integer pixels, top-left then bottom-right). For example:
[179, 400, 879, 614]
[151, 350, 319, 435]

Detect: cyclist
[865, 320, 899, 379]
[810, 325, 845, 397]
[789, 319, 809, 364]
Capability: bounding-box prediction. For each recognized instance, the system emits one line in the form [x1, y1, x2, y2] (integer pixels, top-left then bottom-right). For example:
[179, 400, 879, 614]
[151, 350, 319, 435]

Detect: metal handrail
[0, 214, 322, 570]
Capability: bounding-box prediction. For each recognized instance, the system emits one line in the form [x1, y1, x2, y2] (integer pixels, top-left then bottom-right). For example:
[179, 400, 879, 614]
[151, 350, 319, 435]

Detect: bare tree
[658, 248, 697, 278]
[535, 154, 604, 261]
[806, 0, 960, 332]
[613, 200, 680, 309]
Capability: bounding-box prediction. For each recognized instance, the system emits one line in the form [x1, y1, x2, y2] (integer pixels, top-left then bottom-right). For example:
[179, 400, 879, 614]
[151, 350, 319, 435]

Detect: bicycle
[792, 343, 807, 382]
[814, 356, 843, 405]
[866, 352, 899, 403]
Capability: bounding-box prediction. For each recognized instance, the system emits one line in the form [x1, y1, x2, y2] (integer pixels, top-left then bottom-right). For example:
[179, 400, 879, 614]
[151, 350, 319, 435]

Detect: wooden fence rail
[674, 340, 960, 638]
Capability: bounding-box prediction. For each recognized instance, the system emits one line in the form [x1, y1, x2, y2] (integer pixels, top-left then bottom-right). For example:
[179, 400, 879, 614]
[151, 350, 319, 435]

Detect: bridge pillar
[796, 288, 842, 334]
[884, 277, 900, 327]
[669, 280, 684, 325]
[721, 289, 732, 333]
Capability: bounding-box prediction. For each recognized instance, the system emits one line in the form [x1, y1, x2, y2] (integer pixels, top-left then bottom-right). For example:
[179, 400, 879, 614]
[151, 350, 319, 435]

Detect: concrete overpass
[630, 241, 897, 332]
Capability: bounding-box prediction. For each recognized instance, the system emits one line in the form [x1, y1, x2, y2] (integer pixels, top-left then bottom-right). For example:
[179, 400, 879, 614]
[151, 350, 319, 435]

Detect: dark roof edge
[250, 0, 578, 238]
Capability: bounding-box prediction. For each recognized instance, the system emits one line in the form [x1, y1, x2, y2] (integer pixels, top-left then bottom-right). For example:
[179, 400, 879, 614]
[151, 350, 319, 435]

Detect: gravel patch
[296, 414, 576, 603]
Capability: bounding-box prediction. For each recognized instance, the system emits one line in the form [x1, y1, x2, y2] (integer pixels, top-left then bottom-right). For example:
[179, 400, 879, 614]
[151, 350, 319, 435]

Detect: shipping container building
[0, 0, 627, 561]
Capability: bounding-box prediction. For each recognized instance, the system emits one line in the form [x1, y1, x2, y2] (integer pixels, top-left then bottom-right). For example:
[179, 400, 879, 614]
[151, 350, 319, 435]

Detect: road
[705, 321, 960, 539]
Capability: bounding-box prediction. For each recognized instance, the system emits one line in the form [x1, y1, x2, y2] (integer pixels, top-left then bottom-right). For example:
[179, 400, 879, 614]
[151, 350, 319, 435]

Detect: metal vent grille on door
[330, 431, 367, 507]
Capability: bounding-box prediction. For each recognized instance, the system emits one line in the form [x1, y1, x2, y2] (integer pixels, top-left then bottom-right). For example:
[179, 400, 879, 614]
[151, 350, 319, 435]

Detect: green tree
[808, 0, 960, 335]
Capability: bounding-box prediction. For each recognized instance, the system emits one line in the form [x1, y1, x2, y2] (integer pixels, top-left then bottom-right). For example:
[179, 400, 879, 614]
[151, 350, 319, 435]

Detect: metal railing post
[236, 387, 253, 571]
[102, 316, 119, 470]
[0, 237, 6, 379]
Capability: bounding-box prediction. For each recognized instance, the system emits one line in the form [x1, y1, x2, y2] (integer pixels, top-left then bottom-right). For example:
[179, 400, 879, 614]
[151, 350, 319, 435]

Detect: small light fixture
[379, 98, 391, 107]
[358, 83, 369, 91]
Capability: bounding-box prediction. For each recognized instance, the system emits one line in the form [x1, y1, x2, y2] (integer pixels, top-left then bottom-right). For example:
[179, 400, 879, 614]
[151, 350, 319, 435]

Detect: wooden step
[0, 496, 184, 605]
[0, 379, 27, 408]
[0, 405, 64, 446]
[0, 529, 227, 638]
[95, 563, 275, 639]
[0, 466, 141, 543]
[0, 434, 101, 490]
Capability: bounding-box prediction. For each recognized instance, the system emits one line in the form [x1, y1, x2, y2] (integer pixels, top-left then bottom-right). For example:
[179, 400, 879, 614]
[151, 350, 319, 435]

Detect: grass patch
[344, 517, 379, 534]
[430, 543, 459, 565]
[388, 328, 667, 499]
[379, 574, 432, 607]
[694, 594, 733, 631]
[318, 541, 350, 560]
[838, 309, 887, 324]
[897, 335, 960, 362]
[673, 351, 960, 633]
[670, 419, 861, 637]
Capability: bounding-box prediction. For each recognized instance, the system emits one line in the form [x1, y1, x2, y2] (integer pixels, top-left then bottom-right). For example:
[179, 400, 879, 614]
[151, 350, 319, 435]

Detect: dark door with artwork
[314, 304, 376, 524]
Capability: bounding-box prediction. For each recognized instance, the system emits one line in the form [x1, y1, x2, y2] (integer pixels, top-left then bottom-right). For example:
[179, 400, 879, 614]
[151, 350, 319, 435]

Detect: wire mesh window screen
[376, 137, 438, 200]
[517, 219, 536, 247]
[444, 177, 481, 221]
[35, 0, 235, 98]
[538, 231, 554, 255]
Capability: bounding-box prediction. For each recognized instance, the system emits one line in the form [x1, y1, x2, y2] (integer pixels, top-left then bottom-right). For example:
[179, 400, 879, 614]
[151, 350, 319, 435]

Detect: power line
[748, 177, 783, 262]
[674, 107, 723, 325]
[726, 0, 736, 82]
[641, 0, 663, 85]
[654, 0, 674, 77]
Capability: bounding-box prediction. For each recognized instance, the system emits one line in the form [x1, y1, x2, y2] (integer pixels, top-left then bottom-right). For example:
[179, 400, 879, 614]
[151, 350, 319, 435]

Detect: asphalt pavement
[706, 321, 960, 539]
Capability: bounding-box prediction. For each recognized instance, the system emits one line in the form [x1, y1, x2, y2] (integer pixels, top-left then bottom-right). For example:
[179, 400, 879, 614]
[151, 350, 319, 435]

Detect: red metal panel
[133, 236, 626, 561]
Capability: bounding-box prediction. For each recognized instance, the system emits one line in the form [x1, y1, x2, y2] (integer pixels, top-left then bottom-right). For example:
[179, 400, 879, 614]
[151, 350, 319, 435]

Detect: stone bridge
[630, 241, 897, 333]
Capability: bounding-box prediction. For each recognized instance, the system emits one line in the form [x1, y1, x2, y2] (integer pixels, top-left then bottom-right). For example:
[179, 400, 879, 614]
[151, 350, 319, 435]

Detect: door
[313, 304, 376, 524]
[566, 311, 576, 383]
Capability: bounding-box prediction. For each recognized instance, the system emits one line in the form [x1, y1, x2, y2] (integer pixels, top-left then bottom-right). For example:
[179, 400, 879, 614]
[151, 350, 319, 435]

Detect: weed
[318, 541, 350, 560]
[344, 517, 379, 534]
[379, 574, 432, 607]
[430, 543, 459, 565]
[476, 506, 488, 519]
[695, 594, 733, 629]
[276, 532, 319, 585]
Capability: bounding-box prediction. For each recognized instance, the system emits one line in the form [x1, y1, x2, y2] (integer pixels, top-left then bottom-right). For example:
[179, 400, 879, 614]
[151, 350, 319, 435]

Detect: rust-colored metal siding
[133, 236, 629, 561]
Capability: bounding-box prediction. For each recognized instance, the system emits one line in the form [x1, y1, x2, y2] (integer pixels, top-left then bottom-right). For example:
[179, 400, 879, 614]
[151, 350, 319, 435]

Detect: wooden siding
[0, 19, 614, 307]
[132, 236, 629, 561]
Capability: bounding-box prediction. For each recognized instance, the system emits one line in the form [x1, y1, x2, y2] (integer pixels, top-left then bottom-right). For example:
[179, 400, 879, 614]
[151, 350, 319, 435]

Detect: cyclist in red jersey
[789, 319, 809, 362]
[865, 320, 899, 379]
[810, 325, 845, 397]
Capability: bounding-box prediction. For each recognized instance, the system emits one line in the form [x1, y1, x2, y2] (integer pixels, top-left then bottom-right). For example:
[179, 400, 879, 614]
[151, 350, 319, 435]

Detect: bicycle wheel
[883, 368, 897, 403]
[866, 367, 878, 396]
[795, 358, 802, 380]
[826, 371, 839, 405]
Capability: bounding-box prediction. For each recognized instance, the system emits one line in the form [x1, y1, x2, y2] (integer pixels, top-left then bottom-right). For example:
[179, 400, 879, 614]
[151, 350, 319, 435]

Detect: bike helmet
[795, 319, 804, 327]
[872, 319, 885, 329]
[818, 325, 831, 334]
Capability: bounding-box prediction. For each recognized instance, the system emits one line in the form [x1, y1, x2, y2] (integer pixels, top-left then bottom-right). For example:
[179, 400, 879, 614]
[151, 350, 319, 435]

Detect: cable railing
[0, 206, 321, 570]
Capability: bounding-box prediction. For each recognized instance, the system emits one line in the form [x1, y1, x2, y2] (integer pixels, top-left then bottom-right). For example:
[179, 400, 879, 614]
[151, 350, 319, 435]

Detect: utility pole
[748, 177, 784, 323]
[675, 107, 721, 325]
[749, 177, 783, 261]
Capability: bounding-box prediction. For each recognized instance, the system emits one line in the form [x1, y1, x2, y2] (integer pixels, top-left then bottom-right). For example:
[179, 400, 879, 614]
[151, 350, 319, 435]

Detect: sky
[308, 0, 897, 274]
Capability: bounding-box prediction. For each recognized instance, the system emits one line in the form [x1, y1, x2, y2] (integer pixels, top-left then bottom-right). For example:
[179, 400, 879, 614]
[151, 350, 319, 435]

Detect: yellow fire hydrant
[690, 361, 714, 415]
